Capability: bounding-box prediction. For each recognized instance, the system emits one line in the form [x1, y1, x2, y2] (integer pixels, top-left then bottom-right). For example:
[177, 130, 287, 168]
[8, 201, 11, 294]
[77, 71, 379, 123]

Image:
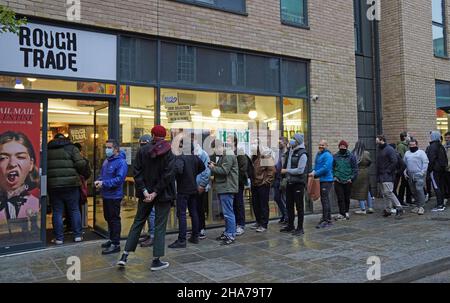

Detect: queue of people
[44, 126, 448, 272]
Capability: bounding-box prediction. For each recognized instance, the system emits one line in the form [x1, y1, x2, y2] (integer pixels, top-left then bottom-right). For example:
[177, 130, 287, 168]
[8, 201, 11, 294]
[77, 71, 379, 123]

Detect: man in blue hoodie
[309, 140, 334, 229]
[95, 139, 128, 255]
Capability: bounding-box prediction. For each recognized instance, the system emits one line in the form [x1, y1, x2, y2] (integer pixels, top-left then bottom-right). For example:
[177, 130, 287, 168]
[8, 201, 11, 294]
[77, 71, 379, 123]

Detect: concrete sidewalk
[0, 200, 449, 283]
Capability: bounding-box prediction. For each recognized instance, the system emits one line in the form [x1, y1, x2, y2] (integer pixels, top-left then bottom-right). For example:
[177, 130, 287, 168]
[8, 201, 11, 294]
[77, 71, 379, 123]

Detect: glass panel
[176, 0, 246, 13]
[281, 0, 306, 25]
[119, 37, 157, 84]
[282, 60, 308, 97]
[433, 25, 446, 56]
[160, 88, 281, 231]
[93, 106, 109, 234]
[161, 42, 280, 94]
[0, 101, 42, 249]
[0, 75, 116, 95]
[433, 0, 444, 24]
[118, 86, 155, 237]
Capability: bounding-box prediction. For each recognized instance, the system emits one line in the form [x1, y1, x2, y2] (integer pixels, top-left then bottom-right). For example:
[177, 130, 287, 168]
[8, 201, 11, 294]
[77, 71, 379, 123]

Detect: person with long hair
[351, 141, 373, 214]
[0, 131, 40, 230]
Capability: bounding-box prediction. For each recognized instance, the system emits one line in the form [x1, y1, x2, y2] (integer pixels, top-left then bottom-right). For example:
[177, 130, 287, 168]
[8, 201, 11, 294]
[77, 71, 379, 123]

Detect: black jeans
[320, 182, 333, 222]
[443, 172, 450, 199]
[394, 174, 411, 204]
[177, 193, 199, 241]
[103, 198, 122, 246]
[334, 182, 352, 216]
[124, 200, 171, 258]
[251, 185, 270, 228]
[196, 191, 208, 231]
[233, 188, 246, 227]
[431, 171, 445, 207]
[286, 183, 305, 230]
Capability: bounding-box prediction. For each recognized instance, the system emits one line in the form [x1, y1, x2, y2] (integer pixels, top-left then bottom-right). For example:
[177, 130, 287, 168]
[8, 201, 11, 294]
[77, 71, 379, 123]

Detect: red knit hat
[338, 140, 349, 148]
[151, 125, 166, 138]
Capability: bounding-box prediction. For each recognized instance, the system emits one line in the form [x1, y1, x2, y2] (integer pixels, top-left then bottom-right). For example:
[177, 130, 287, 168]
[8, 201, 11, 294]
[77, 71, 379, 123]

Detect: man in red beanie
[118, 125, 176, 271]
[333, 140, 358, 221]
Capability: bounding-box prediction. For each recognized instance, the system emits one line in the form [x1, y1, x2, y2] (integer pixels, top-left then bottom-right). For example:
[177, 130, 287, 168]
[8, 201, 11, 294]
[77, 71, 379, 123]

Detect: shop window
[281, 0, 308, 27]
[161, 42, 280, 94]
[172, 0, 246, 14]
[0, 75, 116, 95]
[281, 60, 308, 97]
[160, 88, 281, 228]
[436, 81, 450, 135]
[119, 37, 157, 84]
[432, 0, 447, 57]
[282, 97, 308, 144]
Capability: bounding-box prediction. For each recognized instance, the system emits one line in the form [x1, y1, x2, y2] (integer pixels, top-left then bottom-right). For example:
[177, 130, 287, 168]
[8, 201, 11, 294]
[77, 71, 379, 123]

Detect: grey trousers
[379, 182, 402, 209]
[408, 174, 426, 208]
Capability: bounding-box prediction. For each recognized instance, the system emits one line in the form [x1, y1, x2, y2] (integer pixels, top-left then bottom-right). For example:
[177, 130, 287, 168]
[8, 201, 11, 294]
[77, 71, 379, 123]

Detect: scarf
[149, 138, 171, 158]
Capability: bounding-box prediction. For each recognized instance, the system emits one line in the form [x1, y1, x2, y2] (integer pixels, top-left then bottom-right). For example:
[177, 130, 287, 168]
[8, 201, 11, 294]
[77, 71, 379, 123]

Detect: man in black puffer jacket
[47, 133, 88, 245]
[426, 131, 448, 212]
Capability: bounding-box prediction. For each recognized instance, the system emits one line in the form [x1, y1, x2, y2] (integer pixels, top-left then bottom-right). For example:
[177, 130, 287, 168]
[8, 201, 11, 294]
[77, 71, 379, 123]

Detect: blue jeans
[147, 207, 155, 238]
[219, 194, 236, 239]
[359, 192, 374, 210]
[176, 193, 199, 241]
[50, 187, 82, 241]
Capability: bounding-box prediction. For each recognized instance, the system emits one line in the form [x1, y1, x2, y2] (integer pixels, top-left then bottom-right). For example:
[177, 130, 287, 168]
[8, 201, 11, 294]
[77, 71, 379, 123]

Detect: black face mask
[339, 149, 347, 154]
[410, 147, 419, 153]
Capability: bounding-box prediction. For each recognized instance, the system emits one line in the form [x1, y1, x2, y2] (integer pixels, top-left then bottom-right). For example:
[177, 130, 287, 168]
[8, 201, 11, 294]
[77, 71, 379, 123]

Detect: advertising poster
[0, 101, 41, 239]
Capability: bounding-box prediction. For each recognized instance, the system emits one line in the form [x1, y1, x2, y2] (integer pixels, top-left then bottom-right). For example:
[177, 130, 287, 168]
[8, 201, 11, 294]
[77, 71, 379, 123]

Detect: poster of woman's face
[0, 136, 35, 192]
[0, 102, 41, 233]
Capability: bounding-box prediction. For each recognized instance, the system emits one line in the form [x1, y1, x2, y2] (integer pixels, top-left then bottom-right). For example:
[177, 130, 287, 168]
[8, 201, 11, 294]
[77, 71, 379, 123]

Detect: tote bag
[307, 176, 321, 201]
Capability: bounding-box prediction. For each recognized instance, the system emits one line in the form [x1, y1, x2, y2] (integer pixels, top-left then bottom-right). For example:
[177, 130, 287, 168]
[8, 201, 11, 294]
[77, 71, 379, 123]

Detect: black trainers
[292, 229, 305, 236]
[280, 226, 295, 233]
[188, 237, 199, 244]
[383, 209, 392, 217]
[117, 253, 128, 267]
[395, 208, 404, 219]
[101, 240, 112, 248]
[168, 240, 186, 249]
[216, 233, 227, 241]
[220, 235, 235, 246]
[150, 259, 169, 271]
[102, 245, 120, 255]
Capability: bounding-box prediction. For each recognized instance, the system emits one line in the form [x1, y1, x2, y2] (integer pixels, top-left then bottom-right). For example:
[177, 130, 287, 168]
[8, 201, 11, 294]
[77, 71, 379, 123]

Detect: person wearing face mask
[280, 134, 308, 235]
[333, 140, 358, 221]
[404, 138, 429, 215]
[309, 140, 334, 229]
[426, 131, 448, 212]
[95, 139, 128, 254]
[376, 135, 404, 217]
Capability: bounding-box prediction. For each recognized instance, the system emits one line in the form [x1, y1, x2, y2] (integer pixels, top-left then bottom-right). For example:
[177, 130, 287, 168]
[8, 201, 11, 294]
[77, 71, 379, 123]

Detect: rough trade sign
[0, 22, 117, 81]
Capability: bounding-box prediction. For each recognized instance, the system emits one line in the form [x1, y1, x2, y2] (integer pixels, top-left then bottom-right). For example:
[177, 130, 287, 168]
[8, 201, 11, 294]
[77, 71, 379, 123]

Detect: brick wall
[1, 0, 359, 154]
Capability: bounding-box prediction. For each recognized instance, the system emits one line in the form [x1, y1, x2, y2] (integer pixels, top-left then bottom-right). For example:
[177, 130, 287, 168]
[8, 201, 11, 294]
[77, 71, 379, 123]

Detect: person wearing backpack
[47, 133, 88, 244]
[376, 135, 404, 218]
[426, 131, 447, 212]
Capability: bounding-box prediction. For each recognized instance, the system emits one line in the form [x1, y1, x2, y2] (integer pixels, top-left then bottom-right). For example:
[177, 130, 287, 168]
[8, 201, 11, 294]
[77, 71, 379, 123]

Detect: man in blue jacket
[309, 140, 334, 229]
[95, 139, 128, 255]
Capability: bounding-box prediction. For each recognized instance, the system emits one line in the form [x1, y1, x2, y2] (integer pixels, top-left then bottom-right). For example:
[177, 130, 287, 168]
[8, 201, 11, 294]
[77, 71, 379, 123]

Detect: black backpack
[395, 151, 406, 173]
[437, 144, 448, 172]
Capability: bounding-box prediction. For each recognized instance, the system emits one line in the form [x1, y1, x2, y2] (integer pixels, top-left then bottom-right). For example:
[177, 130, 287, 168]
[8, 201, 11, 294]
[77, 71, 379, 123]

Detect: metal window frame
[170, 0, 248, 16]
[280, 0, 309, 28]
[433, 0, 448, 58]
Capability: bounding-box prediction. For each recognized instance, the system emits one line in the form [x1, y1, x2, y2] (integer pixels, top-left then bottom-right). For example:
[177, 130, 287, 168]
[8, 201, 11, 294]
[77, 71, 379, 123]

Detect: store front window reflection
[160, 88, 281, 229]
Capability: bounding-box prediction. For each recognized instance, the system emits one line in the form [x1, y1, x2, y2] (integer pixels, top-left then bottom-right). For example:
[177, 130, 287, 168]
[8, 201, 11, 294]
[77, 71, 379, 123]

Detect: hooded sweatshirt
[285, 143, 308, 184]
[98, 150, 128, 200]
[404, 149, 429, 179]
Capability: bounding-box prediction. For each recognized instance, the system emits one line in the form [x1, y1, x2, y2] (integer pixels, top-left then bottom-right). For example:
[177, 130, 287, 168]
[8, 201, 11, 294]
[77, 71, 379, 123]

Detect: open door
[93, 105, 109, 236]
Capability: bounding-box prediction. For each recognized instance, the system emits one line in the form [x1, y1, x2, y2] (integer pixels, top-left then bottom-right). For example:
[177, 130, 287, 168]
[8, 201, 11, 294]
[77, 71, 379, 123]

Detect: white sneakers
[354, 210, 367, 215]
[236, 226, 245, 236]
[256, 226, 267, 233]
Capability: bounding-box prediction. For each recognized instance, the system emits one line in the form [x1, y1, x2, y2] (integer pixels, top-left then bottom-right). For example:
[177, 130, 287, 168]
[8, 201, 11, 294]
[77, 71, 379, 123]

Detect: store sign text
[19, 27, 78, 72]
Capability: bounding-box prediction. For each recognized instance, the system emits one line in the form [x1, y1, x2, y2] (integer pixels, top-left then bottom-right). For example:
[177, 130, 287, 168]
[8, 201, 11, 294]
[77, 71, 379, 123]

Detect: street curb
[370, 256, 450, 283]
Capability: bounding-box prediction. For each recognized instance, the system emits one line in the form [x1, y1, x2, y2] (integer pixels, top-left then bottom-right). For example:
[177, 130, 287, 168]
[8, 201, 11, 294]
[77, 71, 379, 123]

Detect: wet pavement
[0, 199, 449, 283]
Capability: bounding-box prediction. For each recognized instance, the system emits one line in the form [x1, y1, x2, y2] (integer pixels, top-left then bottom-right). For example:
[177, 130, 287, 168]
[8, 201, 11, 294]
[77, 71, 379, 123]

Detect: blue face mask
[289, 139, 296, 147]
[105, 148, 114, 158]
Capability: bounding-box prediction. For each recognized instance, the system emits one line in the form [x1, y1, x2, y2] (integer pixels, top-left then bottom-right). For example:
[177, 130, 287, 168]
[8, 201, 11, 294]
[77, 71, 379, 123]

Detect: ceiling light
[248, 110, 258, 120]
[211, 108, 221, 118]
[27, 78, 37, 82]
[14, 79, 24, 89]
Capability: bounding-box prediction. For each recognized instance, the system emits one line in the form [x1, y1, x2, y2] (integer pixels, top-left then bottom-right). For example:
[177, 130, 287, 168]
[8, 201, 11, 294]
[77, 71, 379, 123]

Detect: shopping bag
[307, 176, 321, 201]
